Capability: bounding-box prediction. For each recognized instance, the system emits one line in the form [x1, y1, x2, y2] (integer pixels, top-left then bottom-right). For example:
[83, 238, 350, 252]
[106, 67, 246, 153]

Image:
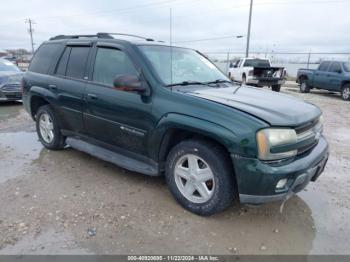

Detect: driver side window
[93, 47, 138, 86]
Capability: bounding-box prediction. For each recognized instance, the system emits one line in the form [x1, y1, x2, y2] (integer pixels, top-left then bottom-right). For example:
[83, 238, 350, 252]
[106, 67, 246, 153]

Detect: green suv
[22, 33, 329, 216]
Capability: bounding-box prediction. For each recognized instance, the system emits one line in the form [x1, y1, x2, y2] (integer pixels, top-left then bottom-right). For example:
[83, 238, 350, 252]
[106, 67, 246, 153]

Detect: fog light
[276, 178, 288, 189]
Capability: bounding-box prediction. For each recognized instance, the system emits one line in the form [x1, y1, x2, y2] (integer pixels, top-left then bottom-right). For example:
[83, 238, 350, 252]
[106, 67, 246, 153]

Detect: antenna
[170, 8, 173, 86]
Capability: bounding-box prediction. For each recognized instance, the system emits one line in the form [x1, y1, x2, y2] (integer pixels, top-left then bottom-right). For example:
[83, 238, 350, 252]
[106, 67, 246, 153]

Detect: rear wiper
[205, 79, 232, 84]
[165, 81, 206, 87]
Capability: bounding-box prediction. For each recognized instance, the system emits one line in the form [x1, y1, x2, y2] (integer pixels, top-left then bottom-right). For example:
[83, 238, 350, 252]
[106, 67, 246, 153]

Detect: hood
[0, 71, 24, 86]
[184, 86, 321, 127]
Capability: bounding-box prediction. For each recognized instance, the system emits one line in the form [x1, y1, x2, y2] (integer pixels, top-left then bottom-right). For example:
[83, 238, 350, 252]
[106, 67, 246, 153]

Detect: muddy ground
[0, 85, 349, 255]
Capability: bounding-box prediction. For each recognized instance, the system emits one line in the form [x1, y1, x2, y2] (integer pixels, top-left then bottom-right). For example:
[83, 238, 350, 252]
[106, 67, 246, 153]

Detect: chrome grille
[296, 118, 322, 155]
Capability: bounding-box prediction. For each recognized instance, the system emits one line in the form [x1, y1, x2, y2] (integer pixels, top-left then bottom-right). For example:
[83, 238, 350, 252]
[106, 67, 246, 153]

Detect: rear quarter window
[65, 47, 90, 79]
[29, 43, 61, 74]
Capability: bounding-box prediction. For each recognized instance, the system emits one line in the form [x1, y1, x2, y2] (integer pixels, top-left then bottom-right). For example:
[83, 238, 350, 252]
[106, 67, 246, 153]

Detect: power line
[174, 35, 244, 44]
[24, 18, 35, 54]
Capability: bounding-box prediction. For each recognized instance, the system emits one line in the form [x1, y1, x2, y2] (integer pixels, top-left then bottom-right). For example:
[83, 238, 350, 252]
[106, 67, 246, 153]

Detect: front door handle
[49, 84, 57, 91]
[87, 93, 98, 100]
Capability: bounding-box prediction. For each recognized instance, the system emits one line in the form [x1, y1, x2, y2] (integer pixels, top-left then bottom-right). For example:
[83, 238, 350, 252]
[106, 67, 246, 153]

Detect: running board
[66, 137, 159, 176]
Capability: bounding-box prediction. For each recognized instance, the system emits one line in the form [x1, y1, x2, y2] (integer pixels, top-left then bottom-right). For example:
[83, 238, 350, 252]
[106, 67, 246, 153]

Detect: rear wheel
[271, 84, 281, 92]
[299, 79, 310, 93]
[165, 139, 236, 216]
[36, 105, 66, 150]
[341, 84, 350, 101]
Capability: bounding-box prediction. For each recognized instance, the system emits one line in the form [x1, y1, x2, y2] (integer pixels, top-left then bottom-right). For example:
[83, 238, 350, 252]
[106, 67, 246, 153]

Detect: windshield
[243, 59, 270, 67]
[138, 45, 229, 85]
[0, 59, 20, 72]
[343, 62, 350, 72]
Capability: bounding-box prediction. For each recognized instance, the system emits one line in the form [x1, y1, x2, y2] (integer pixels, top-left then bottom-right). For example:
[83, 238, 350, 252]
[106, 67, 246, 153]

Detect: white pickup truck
[228, 58, 286, 92]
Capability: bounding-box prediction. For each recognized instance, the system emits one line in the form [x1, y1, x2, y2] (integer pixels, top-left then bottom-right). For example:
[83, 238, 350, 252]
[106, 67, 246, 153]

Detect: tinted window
[318, 61, 331, 71]
[29, 43, 60, 74]
[329, 62, 342, 73]
[55, 47, 71, 76]
[93, 48, 138, 86]
[66, 47, 90, 79]
[243, 59, 270, 67]
[344, 62, 350, 72]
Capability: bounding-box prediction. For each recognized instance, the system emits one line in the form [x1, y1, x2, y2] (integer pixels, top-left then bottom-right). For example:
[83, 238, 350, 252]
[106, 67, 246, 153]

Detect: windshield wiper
[165, 81, 206, 87]
[205, 79, 232, 84]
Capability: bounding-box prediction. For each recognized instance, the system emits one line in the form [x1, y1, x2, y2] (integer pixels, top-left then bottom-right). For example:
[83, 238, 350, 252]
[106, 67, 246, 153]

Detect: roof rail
[49, 32, 155, 42]
[49, 33, 113, 41]
[99, 33, 155, 42]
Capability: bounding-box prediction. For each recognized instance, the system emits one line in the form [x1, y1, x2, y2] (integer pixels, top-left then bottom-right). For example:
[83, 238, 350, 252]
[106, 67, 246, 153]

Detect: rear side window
[29, 43, 60, 74]
[92, 48, 138, 86]
[55, 47, 71, 76]
[318, 61, 331, 71]
[66, 47, 90, 79]
[329, 62, 342, 73]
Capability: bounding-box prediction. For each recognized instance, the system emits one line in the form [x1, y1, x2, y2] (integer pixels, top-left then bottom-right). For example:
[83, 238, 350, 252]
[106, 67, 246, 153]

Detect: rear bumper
[232, 136, 329, 204]
[247, 77, 286, 86]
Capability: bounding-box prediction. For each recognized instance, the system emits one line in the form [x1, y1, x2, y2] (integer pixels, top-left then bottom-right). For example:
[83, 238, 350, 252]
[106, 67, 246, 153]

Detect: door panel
[313, 61, 331, 89]
[327, 62, 343, 91]
[46, 46, 91, 133]
[84, 45, 154, 156]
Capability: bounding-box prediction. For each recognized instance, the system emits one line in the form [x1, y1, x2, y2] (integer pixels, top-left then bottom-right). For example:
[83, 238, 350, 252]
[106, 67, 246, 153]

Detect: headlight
[0, 76, 9, 87]
[256, 128, 297, 161]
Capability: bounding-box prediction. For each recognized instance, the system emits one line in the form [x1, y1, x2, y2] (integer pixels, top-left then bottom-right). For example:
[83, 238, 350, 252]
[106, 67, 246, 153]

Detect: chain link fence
[205, 52, 350, 79]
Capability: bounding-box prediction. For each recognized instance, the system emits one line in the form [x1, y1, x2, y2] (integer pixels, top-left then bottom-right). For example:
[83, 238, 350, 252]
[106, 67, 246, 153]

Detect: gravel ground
[0, 86, 349, 255]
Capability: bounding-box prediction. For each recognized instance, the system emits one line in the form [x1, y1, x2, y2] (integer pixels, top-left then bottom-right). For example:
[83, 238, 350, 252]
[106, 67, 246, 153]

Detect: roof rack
[49, 32, 155, 42]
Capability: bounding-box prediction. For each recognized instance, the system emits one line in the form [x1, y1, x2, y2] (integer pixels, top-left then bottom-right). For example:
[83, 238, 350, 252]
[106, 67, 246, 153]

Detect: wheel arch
[30, 95, 51, 120]
[150, 114, 238, 172]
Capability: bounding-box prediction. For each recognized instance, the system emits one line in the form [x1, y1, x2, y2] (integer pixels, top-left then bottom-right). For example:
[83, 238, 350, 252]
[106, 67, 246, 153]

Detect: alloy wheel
[174, 154, 215, 204]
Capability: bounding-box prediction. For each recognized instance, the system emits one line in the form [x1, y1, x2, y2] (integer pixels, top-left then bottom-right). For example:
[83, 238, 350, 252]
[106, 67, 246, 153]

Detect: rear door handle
[87, 93, 98, 100]
[49, 84, 57, 90]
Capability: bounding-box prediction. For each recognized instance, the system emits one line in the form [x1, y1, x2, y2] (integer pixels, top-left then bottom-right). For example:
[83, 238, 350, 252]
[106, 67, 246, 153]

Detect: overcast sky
[1, 0, 350, 57]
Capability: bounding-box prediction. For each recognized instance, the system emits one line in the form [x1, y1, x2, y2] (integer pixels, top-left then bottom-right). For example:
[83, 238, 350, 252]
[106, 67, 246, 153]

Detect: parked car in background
[228, 58, 286, 92]
[2, 55, 18, 65]
[0, 58, 24, 102]
[22, 33, 328, 216]
[297, 61, 350, 101]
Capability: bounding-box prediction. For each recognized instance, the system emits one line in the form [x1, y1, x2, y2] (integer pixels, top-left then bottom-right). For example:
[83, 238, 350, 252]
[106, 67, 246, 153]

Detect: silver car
[0, 58, 24, 101]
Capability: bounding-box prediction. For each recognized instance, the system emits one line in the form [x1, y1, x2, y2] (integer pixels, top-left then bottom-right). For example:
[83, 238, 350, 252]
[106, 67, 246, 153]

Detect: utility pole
[25, 18, 36, 54]
[245, 0, 253, 57]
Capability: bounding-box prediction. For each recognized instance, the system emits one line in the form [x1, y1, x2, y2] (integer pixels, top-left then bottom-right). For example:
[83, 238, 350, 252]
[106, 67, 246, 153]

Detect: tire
[272, 84, 281, 92]
[165, 139, 236, 216]
[299, 79, 310, 93]
[36, 105, 66, 150]
[341, 84, 350, 101]
[242, 75, 246, 85]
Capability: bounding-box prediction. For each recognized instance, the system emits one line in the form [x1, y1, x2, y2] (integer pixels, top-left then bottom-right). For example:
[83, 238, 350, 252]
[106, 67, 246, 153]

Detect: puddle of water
[0, 102, 23, 121]
[0, 229, 91, 254]
[0, 131, 43, 183]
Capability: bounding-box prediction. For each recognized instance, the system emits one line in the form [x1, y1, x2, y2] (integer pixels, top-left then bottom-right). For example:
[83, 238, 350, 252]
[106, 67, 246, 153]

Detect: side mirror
[338, 69, 342, 74]
[113, 75, 146, 94]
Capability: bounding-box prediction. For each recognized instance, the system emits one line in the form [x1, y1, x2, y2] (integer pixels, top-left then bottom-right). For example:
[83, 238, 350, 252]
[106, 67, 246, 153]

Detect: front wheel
[271, 84, 281, 92]
[165, 139, 236, 216]
[341, 84, 350, 101]
[36, 105, 66, 150]
[242, 75, 246, 85]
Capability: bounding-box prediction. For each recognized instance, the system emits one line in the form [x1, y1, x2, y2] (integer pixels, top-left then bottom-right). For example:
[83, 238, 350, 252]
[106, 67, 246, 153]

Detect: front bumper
[232, 136, 329, 204]
[0, 90, 22, 101]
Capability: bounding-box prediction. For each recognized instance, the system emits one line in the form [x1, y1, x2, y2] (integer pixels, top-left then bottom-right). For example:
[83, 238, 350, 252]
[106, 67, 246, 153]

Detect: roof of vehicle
[46, 33, 180, 48]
